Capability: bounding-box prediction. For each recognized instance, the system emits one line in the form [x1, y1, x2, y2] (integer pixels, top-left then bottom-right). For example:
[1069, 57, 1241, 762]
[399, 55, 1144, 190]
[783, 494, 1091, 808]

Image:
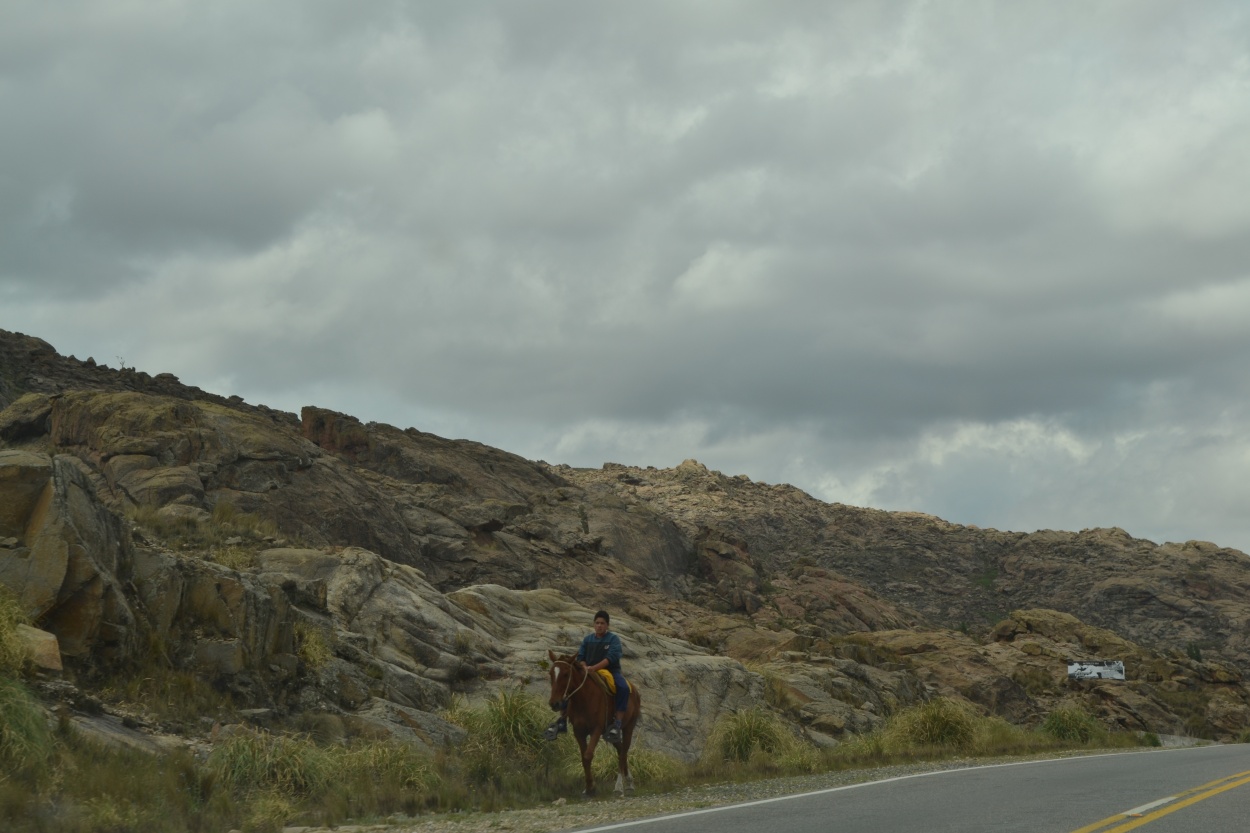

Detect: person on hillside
[543, 609, 630, 743]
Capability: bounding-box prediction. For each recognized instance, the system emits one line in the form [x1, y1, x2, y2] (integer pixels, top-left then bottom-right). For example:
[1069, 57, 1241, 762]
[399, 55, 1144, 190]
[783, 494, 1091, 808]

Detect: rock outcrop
[1, 327, 1249, 760]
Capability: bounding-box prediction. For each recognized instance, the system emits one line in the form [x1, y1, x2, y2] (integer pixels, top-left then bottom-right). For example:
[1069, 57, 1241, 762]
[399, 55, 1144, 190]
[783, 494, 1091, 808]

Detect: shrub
[1041, 706, 1107, 745]
[704, 706, 795, 763]
[884, 697, 977, 751]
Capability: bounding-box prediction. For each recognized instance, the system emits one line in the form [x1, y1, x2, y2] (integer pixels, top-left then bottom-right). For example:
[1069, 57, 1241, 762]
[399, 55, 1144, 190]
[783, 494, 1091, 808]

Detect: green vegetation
[442, 686, 566, 807]
[0, 676, 53, 779]
[0, 586, 29, 676]
[0, 680, 1162, 832]
[703, 706, 796, 763]
[1040, 706, 1107, 744]
[972, 566, 999, 590]
[293, 620, 334, 670]
[99, 660, 238, 730]
[886, 697, 977, 749]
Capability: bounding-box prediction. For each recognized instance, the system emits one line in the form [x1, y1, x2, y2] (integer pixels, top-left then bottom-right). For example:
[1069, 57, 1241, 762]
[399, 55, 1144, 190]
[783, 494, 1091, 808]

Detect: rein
[553, 658, 591, 703]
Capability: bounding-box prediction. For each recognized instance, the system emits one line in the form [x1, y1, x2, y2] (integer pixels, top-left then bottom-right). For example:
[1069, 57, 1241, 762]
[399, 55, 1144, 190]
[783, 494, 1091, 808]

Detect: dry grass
[0, 678, 1163, 833]
[294, 621, 334, 670]
[703, 706, 798, 764]
[207, 729, 334, 797]
[883, 697, 977, 751]
[100, 661, 237, 729]
[1040, 706, 1108, 744]
[127, 500, 281, 558]
[0, 676, 53, 782]
[0, 587, 29, 676]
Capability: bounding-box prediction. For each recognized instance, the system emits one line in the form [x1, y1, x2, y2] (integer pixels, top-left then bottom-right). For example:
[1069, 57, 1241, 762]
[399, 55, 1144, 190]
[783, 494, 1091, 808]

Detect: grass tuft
[207, 729, 333, 797]
[294, 621, 334, 670]
[0, 587, 29, 676]
[444, 687, 568, 802]
[241, 791, 295, 833]
[127, 500, 281, 558]
[703, 706, 796, 764]
[884, 697, 977, 751]
[0, 677, 53, 781]
[1040, 706, 1108, 745]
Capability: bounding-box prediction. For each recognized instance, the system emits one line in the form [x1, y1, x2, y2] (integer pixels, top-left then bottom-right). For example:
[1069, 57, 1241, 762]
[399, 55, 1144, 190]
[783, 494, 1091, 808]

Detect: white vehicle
[1067, 660, 1125, 680]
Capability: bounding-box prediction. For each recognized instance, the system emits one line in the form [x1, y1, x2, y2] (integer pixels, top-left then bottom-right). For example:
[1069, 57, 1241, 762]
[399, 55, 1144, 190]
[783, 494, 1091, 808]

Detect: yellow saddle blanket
[594, 669, 629, 697]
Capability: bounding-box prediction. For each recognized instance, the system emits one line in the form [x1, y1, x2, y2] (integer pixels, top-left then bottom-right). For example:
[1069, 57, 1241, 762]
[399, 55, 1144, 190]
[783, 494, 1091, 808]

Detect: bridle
[552, 658, 590, 704]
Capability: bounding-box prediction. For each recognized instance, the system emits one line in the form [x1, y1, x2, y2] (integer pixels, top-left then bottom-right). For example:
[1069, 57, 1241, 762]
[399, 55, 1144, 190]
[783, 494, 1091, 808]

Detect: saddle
[593, 669, 630, 698]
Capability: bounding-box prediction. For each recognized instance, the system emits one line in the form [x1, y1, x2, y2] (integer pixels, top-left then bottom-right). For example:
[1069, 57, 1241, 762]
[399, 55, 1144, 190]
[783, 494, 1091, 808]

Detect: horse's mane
[550, 652, 580, 670]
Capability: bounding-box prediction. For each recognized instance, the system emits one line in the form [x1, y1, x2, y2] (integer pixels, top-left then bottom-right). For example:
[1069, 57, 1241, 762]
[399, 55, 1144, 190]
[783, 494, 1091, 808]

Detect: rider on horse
[544, 610, 629, 743]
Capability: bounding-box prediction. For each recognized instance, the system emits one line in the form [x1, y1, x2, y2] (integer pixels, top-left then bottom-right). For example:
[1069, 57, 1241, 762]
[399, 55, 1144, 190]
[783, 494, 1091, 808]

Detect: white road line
[572, 749, 1203, 833]
[1122, 796, 1175, 816]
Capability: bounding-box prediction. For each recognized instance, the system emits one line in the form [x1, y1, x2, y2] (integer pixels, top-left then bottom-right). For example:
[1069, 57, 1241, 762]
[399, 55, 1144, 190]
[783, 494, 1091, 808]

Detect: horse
[547, 650, 642, 797]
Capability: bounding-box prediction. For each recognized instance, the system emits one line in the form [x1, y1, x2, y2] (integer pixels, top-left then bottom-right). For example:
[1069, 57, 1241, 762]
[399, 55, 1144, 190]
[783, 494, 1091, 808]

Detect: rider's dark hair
[594, 610, 610, 624]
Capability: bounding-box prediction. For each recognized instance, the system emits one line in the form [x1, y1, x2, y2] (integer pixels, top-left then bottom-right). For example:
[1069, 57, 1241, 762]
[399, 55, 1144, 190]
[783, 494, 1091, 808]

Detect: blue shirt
[577, 631, 622, 671]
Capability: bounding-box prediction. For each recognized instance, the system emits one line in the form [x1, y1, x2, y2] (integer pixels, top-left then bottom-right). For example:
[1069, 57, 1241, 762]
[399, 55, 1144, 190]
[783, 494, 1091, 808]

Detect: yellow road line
[1069, 770, 1250, 833]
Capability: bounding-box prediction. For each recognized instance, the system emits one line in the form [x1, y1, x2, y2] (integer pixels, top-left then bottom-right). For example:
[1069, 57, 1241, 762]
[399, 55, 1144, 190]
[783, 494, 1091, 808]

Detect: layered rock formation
[1, 327, 1248, 759]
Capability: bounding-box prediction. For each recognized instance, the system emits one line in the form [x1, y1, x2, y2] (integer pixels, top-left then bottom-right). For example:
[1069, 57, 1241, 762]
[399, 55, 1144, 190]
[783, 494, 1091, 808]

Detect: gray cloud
[3, 1, 1250, 551]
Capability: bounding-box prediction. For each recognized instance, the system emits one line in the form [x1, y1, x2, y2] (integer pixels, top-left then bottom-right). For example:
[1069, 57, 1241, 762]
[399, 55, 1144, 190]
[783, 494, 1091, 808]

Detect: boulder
[0, 452, 136, 659]
[17, 624, 61, 671]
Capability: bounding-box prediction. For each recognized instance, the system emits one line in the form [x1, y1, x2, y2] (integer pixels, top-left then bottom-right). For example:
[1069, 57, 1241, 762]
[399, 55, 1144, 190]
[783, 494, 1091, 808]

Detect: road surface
[573, 745, 1250, 833]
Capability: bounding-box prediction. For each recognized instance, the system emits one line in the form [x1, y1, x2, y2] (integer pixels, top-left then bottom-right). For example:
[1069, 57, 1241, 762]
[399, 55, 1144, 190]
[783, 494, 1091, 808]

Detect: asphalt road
[573, 745, 1250, 833]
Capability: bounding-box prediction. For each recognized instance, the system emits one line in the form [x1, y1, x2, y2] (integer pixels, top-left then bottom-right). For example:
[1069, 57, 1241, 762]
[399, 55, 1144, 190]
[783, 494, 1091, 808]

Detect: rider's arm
[588, 634, 621, 672]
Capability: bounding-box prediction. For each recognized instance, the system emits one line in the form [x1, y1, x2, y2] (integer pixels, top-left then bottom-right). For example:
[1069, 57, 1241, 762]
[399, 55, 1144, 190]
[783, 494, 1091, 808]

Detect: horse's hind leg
[621, 720, 637, 793]
[615, 744, 634, 796]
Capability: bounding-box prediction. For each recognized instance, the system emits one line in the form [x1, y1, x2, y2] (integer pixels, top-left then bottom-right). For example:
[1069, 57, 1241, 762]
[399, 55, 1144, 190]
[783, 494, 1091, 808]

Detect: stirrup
[543, 718, 566, 741]
[604, 722, 622, 743]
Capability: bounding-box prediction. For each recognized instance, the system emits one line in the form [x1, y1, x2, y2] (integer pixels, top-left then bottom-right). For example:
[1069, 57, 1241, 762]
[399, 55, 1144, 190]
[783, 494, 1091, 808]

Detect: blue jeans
[610, 670, 628, 714]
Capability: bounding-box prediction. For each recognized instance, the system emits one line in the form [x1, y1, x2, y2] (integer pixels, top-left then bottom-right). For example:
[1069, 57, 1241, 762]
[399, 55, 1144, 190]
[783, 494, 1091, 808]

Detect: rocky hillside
[1, 328, 1248, 759]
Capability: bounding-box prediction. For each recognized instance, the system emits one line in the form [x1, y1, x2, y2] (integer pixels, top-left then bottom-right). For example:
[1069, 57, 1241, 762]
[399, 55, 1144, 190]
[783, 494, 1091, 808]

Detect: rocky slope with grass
[1, 327, 1249, 764]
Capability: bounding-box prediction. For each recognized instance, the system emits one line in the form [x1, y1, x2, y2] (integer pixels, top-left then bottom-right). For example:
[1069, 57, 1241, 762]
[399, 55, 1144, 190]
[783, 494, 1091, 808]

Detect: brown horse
[547, 650, 642, 796]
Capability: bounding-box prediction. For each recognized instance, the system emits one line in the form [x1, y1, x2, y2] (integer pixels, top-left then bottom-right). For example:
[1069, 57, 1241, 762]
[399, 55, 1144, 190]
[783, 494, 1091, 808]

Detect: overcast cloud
[4, 1, 1250, 552]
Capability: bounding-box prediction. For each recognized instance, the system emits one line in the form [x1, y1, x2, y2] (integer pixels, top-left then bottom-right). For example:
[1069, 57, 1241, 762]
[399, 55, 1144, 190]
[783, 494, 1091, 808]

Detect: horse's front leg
[577, 729, 598, 797]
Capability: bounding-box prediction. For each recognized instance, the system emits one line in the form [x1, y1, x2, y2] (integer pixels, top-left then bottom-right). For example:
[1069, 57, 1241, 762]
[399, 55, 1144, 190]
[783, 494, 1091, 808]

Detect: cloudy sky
[4, 2, 1250, 552]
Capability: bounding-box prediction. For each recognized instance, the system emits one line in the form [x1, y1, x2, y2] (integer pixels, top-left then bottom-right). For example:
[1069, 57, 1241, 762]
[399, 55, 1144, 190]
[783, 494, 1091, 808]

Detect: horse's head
[547, 650, 582, 711]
